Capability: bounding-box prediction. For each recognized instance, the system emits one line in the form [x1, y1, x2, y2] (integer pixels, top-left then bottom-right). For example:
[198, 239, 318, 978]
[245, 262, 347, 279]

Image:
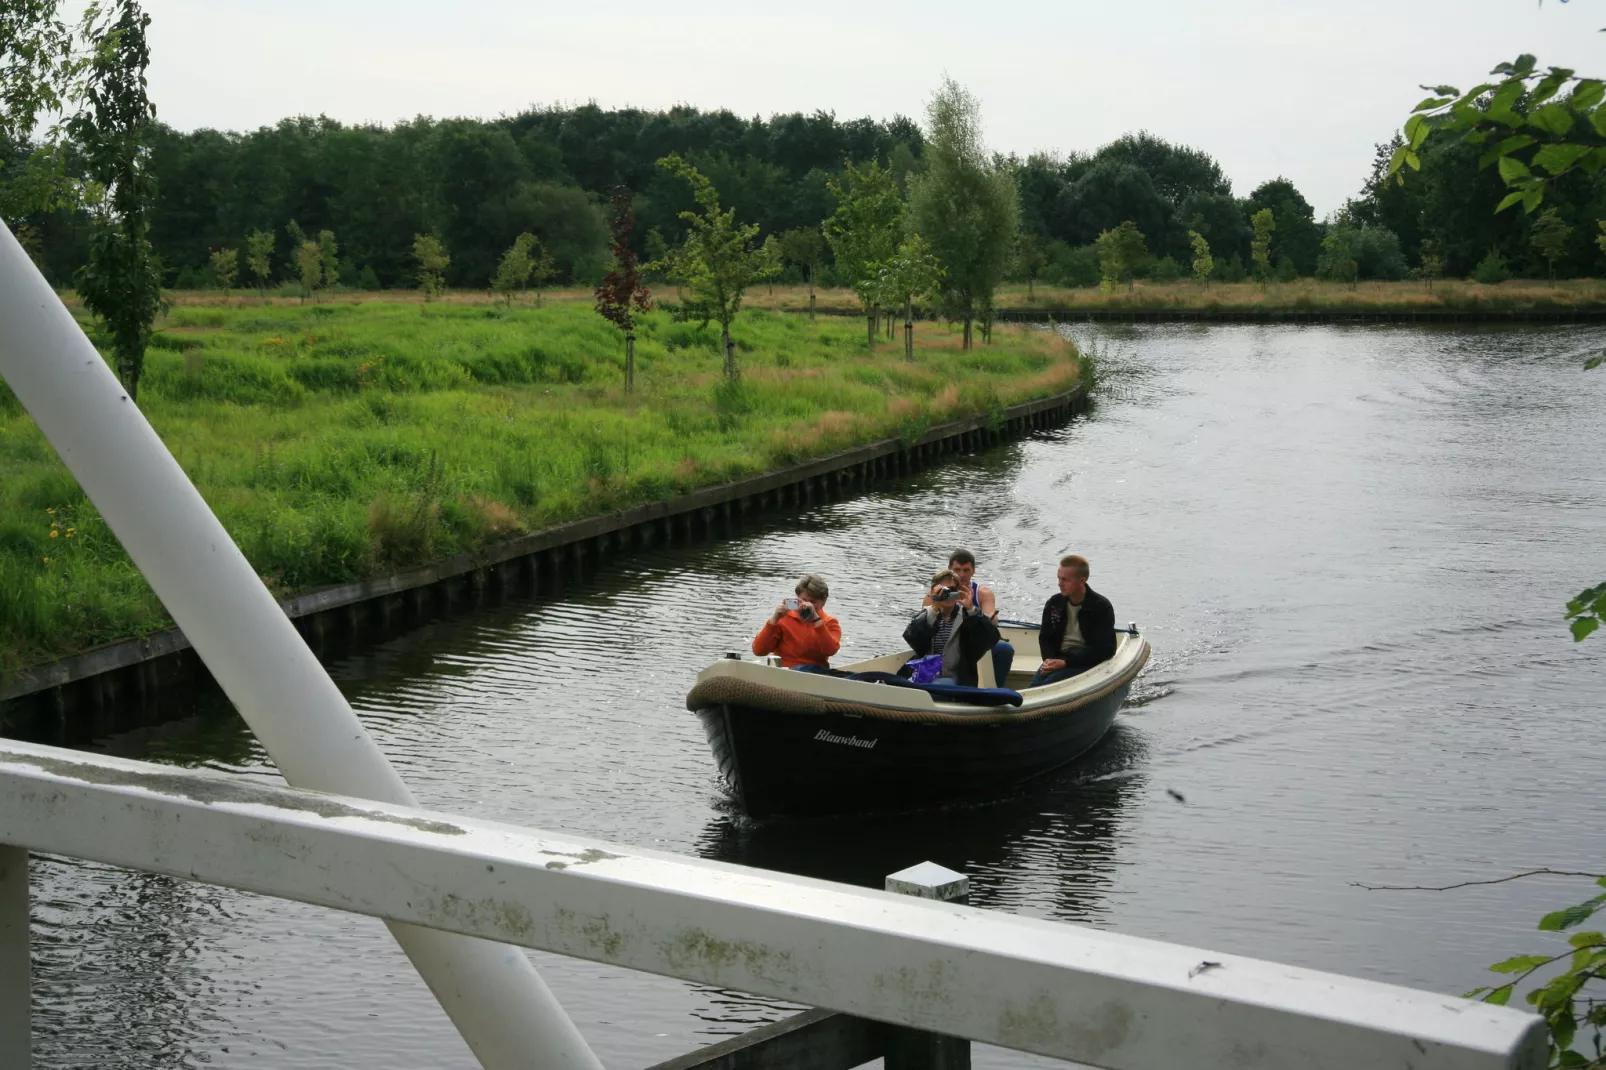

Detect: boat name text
[813, 729, 877, 750]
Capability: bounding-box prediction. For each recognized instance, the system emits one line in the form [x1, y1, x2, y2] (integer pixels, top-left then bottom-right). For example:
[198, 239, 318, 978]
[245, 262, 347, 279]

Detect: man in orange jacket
[752, 573, 841, 672]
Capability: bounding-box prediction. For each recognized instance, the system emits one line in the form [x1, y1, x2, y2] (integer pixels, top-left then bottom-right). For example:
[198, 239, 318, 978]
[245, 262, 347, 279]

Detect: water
[27, 324, 1606, 1068]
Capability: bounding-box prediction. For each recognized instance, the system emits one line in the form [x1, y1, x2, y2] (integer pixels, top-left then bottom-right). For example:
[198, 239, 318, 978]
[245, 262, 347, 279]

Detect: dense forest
[7, 101, 1606, 292]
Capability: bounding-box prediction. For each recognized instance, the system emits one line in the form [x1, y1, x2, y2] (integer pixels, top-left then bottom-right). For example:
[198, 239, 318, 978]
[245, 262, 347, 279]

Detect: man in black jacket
[1031, 554, 1116, 686]
[904, 569, 1002, 688]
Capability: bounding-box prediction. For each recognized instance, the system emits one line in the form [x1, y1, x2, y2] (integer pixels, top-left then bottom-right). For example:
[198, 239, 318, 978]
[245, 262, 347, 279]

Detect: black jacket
[903, 606, 1001, 688]
[1038, 587, 1116, 666]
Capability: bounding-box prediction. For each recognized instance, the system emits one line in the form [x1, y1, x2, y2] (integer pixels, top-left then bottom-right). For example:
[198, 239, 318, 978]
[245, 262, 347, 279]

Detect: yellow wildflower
[48, 530, 58, 538]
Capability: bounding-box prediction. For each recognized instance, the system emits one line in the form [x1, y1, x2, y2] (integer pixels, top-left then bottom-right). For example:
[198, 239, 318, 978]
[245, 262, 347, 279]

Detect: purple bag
[906, 654, 944, 684]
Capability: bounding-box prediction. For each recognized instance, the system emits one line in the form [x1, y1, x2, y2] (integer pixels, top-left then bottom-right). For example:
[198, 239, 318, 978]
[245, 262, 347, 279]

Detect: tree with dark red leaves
[594, 188, 652, 392]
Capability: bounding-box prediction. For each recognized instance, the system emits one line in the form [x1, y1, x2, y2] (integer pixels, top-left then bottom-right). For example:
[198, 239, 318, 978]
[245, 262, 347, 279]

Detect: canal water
[28, 324, 1606, 1068]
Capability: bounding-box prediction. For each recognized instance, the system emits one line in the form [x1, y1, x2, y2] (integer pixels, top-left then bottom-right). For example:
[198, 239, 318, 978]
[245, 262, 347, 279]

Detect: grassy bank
[0, 300, 1078, 681]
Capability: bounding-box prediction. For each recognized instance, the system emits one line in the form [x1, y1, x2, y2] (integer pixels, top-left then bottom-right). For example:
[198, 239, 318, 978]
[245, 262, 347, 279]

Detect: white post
[886, 863, 970, 1070]
[0, 847, 28, 1070]
[0, 221, 599, 1070]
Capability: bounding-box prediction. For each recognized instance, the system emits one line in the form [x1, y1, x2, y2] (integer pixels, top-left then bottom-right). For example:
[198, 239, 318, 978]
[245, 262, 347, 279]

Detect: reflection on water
[27, 324, 1606, 1069]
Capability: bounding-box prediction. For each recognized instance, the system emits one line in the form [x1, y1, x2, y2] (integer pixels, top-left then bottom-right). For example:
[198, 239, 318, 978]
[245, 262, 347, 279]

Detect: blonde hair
[796, 574, 830, 601]
[930, 568, 959, 589]
[1058, 554, 1090, 579]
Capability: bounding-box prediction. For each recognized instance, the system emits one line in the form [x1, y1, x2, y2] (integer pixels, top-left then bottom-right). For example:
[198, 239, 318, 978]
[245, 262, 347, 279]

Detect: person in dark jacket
[904, 569, 1002, 688]
[1031, 554, 1116, 686]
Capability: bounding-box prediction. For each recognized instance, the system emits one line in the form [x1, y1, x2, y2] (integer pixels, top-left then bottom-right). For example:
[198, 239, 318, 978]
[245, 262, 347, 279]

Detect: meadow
[0, 298, 1079, 680]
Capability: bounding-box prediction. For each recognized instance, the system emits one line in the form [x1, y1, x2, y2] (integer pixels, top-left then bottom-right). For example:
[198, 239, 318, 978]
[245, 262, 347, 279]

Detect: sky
[138, 0, 1603, 216]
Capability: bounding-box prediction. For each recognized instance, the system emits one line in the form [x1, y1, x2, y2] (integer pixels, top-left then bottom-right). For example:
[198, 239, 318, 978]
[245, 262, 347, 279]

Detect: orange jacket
[752, 610, 842, 668]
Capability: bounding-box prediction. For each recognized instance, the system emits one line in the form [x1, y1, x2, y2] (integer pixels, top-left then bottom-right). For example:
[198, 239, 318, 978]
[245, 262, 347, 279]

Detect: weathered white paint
[886, 862, 969, 903]
[0, 740, 1547, 1070]
[0, 846, 28, 1070]
[0, 221, 599, 1070]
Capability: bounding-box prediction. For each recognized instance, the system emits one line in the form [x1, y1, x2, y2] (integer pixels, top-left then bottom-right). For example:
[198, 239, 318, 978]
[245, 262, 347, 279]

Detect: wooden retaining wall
[0, 385, 1085, 742]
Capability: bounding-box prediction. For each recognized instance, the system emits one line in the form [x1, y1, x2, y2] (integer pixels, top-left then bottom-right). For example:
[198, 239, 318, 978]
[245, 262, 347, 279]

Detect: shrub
[1044, 242, 1101, 288]
[1472, 250, 1513, 284]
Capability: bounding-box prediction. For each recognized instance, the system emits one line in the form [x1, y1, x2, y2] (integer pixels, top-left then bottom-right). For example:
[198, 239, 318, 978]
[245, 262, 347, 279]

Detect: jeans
[991, 640, 1015, 688]
[1029, 657, 1095, 687]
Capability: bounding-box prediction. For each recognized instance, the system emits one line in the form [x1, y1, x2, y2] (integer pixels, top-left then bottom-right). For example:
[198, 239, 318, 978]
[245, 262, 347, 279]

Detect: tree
[294, 239, 320, 303]
[825, 157, 905, 346]
[245, 228, 273, 296]
[1415, 238, 1445, 291]
[777, 226, 825, 318]
[1014, 231, 1047, 299]
[1093, 220, 1147, 291]
[0, 0, 78, 224]
[317, 229, 338, 294]
[527, 236, 556, 308]
[593, 189, 652, 392]
[875, 233, 943, 362]
[655, 153, 777, 381]
[1244, 178, 1322, 276]
[1529, 208, 1572, 282]
[1189, 230, 1214, 287]
[1318, 222, 1360, 287]
[908, 77, 1018, 350]
[209, 246, 238, 296]
[413, 233, 449, 300]
[68, 0, 162, 403]
[492, 232, 536, 308]
[1249, 208, 1276, 286]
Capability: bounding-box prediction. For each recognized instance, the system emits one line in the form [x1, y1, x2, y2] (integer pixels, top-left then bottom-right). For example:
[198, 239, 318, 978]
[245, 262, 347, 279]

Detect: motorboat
[685, 621, 1149, 818]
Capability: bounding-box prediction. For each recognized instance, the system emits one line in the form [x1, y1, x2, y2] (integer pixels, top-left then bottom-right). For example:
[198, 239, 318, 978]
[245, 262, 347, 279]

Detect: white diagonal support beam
[0, 740, 1547, 1070]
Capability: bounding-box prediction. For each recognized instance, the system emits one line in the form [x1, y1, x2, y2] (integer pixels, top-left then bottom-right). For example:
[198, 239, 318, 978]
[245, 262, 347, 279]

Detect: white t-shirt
[1059, 600, 1086, 656]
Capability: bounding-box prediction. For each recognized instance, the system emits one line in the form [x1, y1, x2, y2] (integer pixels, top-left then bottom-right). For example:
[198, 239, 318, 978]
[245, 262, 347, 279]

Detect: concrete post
[0, 220, 600, 1070]
[0, 847, 28, 1070]
[884, 862, 971, 1070]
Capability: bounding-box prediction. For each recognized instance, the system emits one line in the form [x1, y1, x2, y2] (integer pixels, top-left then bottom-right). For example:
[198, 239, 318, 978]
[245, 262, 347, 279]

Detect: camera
[933, 586, 963, 603]
[784, 597, 801, 611]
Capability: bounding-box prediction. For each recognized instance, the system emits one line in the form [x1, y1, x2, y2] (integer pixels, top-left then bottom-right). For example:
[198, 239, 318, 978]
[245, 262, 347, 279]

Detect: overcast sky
[140, 0, 1601, 216]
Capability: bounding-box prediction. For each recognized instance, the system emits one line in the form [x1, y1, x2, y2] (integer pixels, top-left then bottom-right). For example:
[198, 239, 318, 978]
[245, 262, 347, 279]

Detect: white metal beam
[0, 740, 1547, 1070]
[0, 219, 598, 1070]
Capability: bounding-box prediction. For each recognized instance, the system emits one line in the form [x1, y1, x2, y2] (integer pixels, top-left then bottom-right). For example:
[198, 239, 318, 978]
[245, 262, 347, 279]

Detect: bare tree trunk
[723, 328, 735, 380]
[962, 318, 972, 351]
[904, 296, 913, 363]
[625, 332, 635, 393]
[809, 291, 816, 321]
[866, 309, 875, 347]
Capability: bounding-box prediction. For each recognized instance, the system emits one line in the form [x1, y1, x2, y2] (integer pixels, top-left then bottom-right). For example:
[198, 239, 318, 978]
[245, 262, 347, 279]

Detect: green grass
[0, 299, 1079, 680]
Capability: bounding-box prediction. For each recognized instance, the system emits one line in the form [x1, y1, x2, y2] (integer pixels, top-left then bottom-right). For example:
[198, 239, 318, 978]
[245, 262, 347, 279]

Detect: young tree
[294, 239, 320, 303]
[317, 229, 339, 294]
[1189, 229, 1214, 288]
[413, 233, 449, 300]
[210, 246, 238, 297]
[593, 189, 653, 392]
[777, 226, 826, 319]
[245, 228, 274, 296]
[656, 154, 778, 381]
[1094, 220, 1147, 291]
[68, 0, 161, 402]
[528, 237, 556, 308]
[1416, 238, 1445, 292]
[1318, 223, 1360, 288]
[1249, 207, 1276, 286]
[492, 232, 536, 308]
[825, 158, 905, 346]
[1529, 208, 1572, 282]
[876, 234, 943, 362]
[908, 77, 1018, 350]
[1014, 231, 1048, 300]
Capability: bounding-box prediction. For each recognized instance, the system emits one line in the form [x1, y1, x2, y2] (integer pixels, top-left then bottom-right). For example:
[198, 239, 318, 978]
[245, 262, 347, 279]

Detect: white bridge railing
[0, 737, 1546, 1070]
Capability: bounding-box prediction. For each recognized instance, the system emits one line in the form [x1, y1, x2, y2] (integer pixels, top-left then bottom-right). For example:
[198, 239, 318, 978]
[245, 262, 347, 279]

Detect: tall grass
[0, 301, 1078, 679]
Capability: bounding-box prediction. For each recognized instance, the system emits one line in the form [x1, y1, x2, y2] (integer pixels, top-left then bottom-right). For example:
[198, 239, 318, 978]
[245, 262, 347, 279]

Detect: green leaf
[1557, 1050, 1589, 1069]
[1522, 186, 1544, 213]
[1571, 617, 1600, 641]
[1569, 931, 1605, 949]
[1528, 105, 1576, 137]
[1484, 984, 1513, 1006]
[1404, 114, 1429, 149]
[1490, 954, 1553, 974]
[1413, 96, 1455, 113]
[1531, 68, 1575, 106]
[1405, 151, 1421, 172]
[1539, 893, 1606, 931]
[1425, 83, 1461, 96]
[1593, 103, 1606, 138]
[1571, 79, 1606, 112]
[1387, 142, 1409, 176]
[1581, 147, 1606, 175]
[1585, 353, 1606, 371]
[1498, 156, 1533, 182]
[1513, 54, 1538, 76]
[1496, 190, 1528, 213]
[1456, 83, 1498, 109]
[1532, 143, 1592, 174]
[1479, 134, 1537, 169]
[1488, 81, 1527, 125]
